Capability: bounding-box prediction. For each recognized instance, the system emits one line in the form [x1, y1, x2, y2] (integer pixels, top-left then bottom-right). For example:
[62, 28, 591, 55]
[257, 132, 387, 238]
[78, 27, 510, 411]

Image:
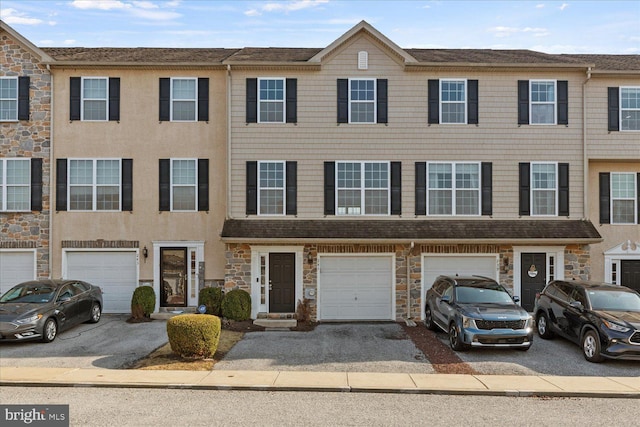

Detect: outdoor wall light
[143, 246, 148, 259]
[307, 251, 313, 265]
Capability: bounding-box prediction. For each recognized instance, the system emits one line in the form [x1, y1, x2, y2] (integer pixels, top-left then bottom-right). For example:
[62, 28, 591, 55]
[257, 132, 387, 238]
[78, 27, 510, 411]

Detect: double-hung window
[171, 78, 197, 121]
[440, 80, 466, 124]
[258, 79, 285, 123]
[69, 159, 121, 211]
[530, 80, 556, 125]
[82, 77, 108, 121]
[531, 163, 557, 216]
[427, 162, 480, 215]
[349, 79, 376, 123]
[171, 159, 197, 211]
[0, 158, 30, 211]
[337, 161, 389, 215]
[0, 77, 18, 121]
[258, 161, 285, 215]
[611, 173, 637, 224]
[620, 87, 640, 131]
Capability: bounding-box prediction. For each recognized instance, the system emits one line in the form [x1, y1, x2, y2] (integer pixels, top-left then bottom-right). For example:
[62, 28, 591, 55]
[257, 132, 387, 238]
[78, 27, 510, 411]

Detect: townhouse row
[1, 20, 638, 321]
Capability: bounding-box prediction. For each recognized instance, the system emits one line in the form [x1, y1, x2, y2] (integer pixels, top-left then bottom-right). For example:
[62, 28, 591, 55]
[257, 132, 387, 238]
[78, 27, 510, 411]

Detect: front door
[521, 253, 547, 312]
[621, 260, 640, 292]
[269, 253, 295, 313]
[161, 248, 187, 307]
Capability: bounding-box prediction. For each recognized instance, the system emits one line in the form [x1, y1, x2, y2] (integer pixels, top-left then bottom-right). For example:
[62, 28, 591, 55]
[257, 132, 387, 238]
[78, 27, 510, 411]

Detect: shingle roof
[405, 49, 579, 65]
[224, 47, 323, 62]
[42, 47, 238, 63]
[221, 219, 602, 242]
[560, 54, 640, 71]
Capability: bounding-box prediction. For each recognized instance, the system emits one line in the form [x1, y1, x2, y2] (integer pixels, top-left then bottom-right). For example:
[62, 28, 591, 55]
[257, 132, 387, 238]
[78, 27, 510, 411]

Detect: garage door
[0, 251, 36, 296]
[319, 255, 394, 321]
[422, 255, 497, 318]
[66, 251, 137, 313]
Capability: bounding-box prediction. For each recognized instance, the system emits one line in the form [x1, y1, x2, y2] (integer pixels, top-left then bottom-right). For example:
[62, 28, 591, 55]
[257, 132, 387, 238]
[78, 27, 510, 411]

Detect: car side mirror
[440, 295, 452, 304]
[570, 300, 584, 310]
[513, 295, 520, 303]
[58, 295, 71, 302]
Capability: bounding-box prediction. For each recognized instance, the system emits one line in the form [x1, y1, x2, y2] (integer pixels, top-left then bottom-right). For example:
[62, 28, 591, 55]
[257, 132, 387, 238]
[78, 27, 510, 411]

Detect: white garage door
[0, 251, 36, 296]
[319, 255, 394, 321]
[66, 251, 137, 313]
[422, 255, 497, 319]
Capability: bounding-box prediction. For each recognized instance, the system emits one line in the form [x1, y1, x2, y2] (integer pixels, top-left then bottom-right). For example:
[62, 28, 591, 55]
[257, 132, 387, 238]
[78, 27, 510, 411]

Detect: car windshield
[0, 284, 56, 304]
[455, 285, 514, 304]
[587, 290, 640, 311]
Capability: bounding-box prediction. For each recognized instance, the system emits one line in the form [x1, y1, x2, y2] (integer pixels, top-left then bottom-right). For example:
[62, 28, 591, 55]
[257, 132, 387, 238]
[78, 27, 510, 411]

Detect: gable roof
[0, 20, 54, 63]
[42, 47, 238, 65]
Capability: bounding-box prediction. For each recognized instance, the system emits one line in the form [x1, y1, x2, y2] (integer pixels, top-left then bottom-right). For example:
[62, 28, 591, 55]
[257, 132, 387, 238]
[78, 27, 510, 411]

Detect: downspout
[406, 241, 414, 323]
[47, 64, 53, 279]
[583, 67, 591, 222]
[226, 64, 232, 219]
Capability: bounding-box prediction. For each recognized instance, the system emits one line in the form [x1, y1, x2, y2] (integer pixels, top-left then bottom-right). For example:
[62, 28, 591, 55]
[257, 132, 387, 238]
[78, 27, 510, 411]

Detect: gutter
[226, 64, 232, 219]
[583, 67, 592, 223]
[47, 63, 53, 279]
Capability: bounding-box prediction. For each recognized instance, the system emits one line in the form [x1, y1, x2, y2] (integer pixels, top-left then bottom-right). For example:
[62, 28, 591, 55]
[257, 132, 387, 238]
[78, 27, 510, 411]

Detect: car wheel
[41, 318, 57, 343]
[536, 312, 554, 339]
[424, 306, 437, 331]
[449, 323, 469, 351]
[582, 330, 604, 363]
[88, 303, 101, 324]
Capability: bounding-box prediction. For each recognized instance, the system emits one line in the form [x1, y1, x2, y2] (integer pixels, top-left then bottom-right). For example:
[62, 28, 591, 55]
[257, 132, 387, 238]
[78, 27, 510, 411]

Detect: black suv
[534, 280, 640, 362]
[424, 275, 533, 351]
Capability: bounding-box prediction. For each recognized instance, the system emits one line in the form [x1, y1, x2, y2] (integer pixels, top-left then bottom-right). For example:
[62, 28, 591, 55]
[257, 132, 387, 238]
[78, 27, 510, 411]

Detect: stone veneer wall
[0, 32, 51, 279]
[564, 244, 591, 280]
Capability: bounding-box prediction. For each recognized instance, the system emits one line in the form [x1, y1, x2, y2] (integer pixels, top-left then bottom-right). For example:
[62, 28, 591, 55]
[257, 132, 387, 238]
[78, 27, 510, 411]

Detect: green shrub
[221, 289, 251, 321]
[166, 314, 221, 359]
[131, 286, 155, 318]
[198, 287, 223, 316]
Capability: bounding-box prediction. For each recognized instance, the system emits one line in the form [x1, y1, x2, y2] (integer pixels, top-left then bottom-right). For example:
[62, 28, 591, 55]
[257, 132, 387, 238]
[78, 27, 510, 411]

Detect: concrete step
[253, 319, 297, 328]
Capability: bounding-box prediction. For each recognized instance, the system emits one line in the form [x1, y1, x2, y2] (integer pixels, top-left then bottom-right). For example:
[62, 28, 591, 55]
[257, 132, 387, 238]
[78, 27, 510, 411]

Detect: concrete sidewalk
[1, 367, 639, 398]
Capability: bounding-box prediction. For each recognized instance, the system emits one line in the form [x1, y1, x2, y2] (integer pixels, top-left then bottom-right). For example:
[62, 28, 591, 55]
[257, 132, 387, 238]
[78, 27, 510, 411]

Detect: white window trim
[170, 158, 198, 212]
[530, 79, 557, 125]
[530, 161, 558, 217]
[439, 79, 467, 125]
[348, 78, 377, 124]
[0, 158, 30, 212]
[610, 172, 638, 225]
[336, 160, 390, 216]
[604, 241, 640, 285]
[257, 78, 286, 124]
[0, 76, 18, 122]
[426, 161, 481, 216]
[620, 86, 640, 132]
[68, 158, 122, 212]
[80, 77, 108, 122]
[170, 77, 197, 122]
[257, 160, 286, 216]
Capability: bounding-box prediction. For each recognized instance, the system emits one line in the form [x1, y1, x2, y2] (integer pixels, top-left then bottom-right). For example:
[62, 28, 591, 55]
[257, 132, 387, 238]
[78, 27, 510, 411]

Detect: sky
[1, 0, 639, 54]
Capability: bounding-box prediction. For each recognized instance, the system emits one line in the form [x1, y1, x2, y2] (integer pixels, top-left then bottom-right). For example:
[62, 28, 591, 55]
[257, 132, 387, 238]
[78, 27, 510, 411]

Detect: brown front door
[521, 253, 547, 312]
[621, 260, 640, 292]
[160, 248, 187, 307]
[269, 253, 295, 313]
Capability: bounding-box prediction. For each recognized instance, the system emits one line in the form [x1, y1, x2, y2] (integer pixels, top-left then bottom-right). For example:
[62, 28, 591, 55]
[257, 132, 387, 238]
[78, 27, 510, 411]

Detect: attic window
[358, 51, 368, 70]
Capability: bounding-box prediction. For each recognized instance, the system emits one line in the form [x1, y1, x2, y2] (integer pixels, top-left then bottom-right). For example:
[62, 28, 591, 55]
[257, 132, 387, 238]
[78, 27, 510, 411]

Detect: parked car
[424, 275, 534, 351]
[0, 279, 103, 343]
[534, 279, 640, 362]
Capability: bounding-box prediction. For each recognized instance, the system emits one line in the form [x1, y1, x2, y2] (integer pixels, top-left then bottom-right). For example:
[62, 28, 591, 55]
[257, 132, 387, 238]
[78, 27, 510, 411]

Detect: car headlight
[602, 319, 630, 333]
[15, 314, 43, 324]
[525, 316, 534, 329]
[462, 315, 476, 329]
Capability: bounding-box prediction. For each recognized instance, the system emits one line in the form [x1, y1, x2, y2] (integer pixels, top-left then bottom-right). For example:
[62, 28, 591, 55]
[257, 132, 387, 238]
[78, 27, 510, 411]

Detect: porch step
[151, 307, 196, 320]
[253, 319, 297, 329]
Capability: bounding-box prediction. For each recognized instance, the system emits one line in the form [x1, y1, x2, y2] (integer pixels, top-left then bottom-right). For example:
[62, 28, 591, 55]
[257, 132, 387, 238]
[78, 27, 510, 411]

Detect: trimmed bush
[166, 314, 221, 358]
[221, 289, 251, 321]
[131, 286, 155, 319]
[198, 287, 223, 316]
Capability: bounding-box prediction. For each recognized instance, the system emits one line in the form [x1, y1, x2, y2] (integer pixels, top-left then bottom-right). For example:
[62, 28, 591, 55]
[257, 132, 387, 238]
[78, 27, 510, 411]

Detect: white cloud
[536, 4, 545, 8]
[131, 1, 159, 9]
[71, 0, 131, 11]
[48, 21, 57, 26]
[130, 8, 180, 20]
[489, 26, 549, 38]
[244, 9, 261, 17]
[559, 3, 569, 11]
[249, 0, 329, 15]
[0, 8, 44, 25]
[70, 0, 180, 21]
[64, 39, 77, 45]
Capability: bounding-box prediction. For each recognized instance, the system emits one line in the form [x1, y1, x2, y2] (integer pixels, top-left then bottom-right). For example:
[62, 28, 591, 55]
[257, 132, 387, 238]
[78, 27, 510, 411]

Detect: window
[337, 161, 389, 215]
[621, 87, 640, 131]
[69, 159, 121, 211]
[427, 162, 480, 215]
[531, 163, 557, 216]
[82, 77, 108, 121]
[258, 161, 285, 215]
[171, 78, 197, 121]
[171, 159, 197, 211]
[349, 79, 376, 123]
[530, 80, 556, 125]
[0, 158, 30, 211]
[258, 79, 285, 123]
[0, 77, 18, 121]
[440, 80, 466, 124]
[519, 80, 567, 125]
[611, 173, 637, 224]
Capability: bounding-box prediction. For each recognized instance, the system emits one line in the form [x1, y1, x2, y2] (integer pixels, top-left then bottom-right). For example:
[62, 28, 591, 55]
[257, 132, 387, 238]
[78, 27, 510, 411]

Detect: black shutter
[599, 173, 610, 224]
[246, 78, 257, 123]
[286, 161, 297, 215]
[415, 162, 426, 216]
[159, 159, 170, 211]
[337, 79, 348, 123]
[246, 161, 257, 215]
[608, 87, 619, 131]
[481, 162, 492, 216]
[108, 77, 120, 121]
[56, 159, 67, 211]
[286, 79, 297, 123]
[18, 76, 30, 120]
[377, 79, 388, 124]
[324, 162, 335, 215]
[557, 81, 568, 125]
[558, 163, 569, 216]
[467, 79, 478, 125]
[198, 159, 209, 211]
[197, 78, 209, 122]
[519, 162, 530, 216]
[30, 158, 42, 211]
[518, 80, 529, 125]
[159, 78, 170, 121]
[121, 159, 133, 211]
[390, 161, 401, 215]
[428, 79, 439, 124]
[70, 77, 81, 121]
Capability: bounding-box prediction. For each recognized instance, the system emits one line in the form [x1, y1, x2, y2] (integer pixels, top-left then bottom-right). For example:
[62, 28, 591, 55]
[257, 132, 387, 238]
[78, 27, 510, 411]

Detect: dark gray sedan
[0, 279, 103, 343]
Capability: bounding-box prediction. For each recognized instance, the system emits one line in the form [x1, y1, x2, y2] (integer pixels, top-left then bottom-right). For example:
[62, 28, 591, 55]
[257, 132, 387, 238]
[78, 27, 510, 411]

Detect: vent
[358, 51, 368, 70]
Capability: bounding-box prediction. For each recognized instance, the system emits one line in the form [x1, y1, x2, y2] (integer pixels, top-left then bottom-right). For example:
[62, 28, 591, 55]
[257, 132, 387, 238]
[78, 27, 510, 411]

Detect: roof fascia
[221, 237, 603, 244]
[405, 62, 594, 71]
[49, 62, 228, 70]
[1, 20, 55, 63]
